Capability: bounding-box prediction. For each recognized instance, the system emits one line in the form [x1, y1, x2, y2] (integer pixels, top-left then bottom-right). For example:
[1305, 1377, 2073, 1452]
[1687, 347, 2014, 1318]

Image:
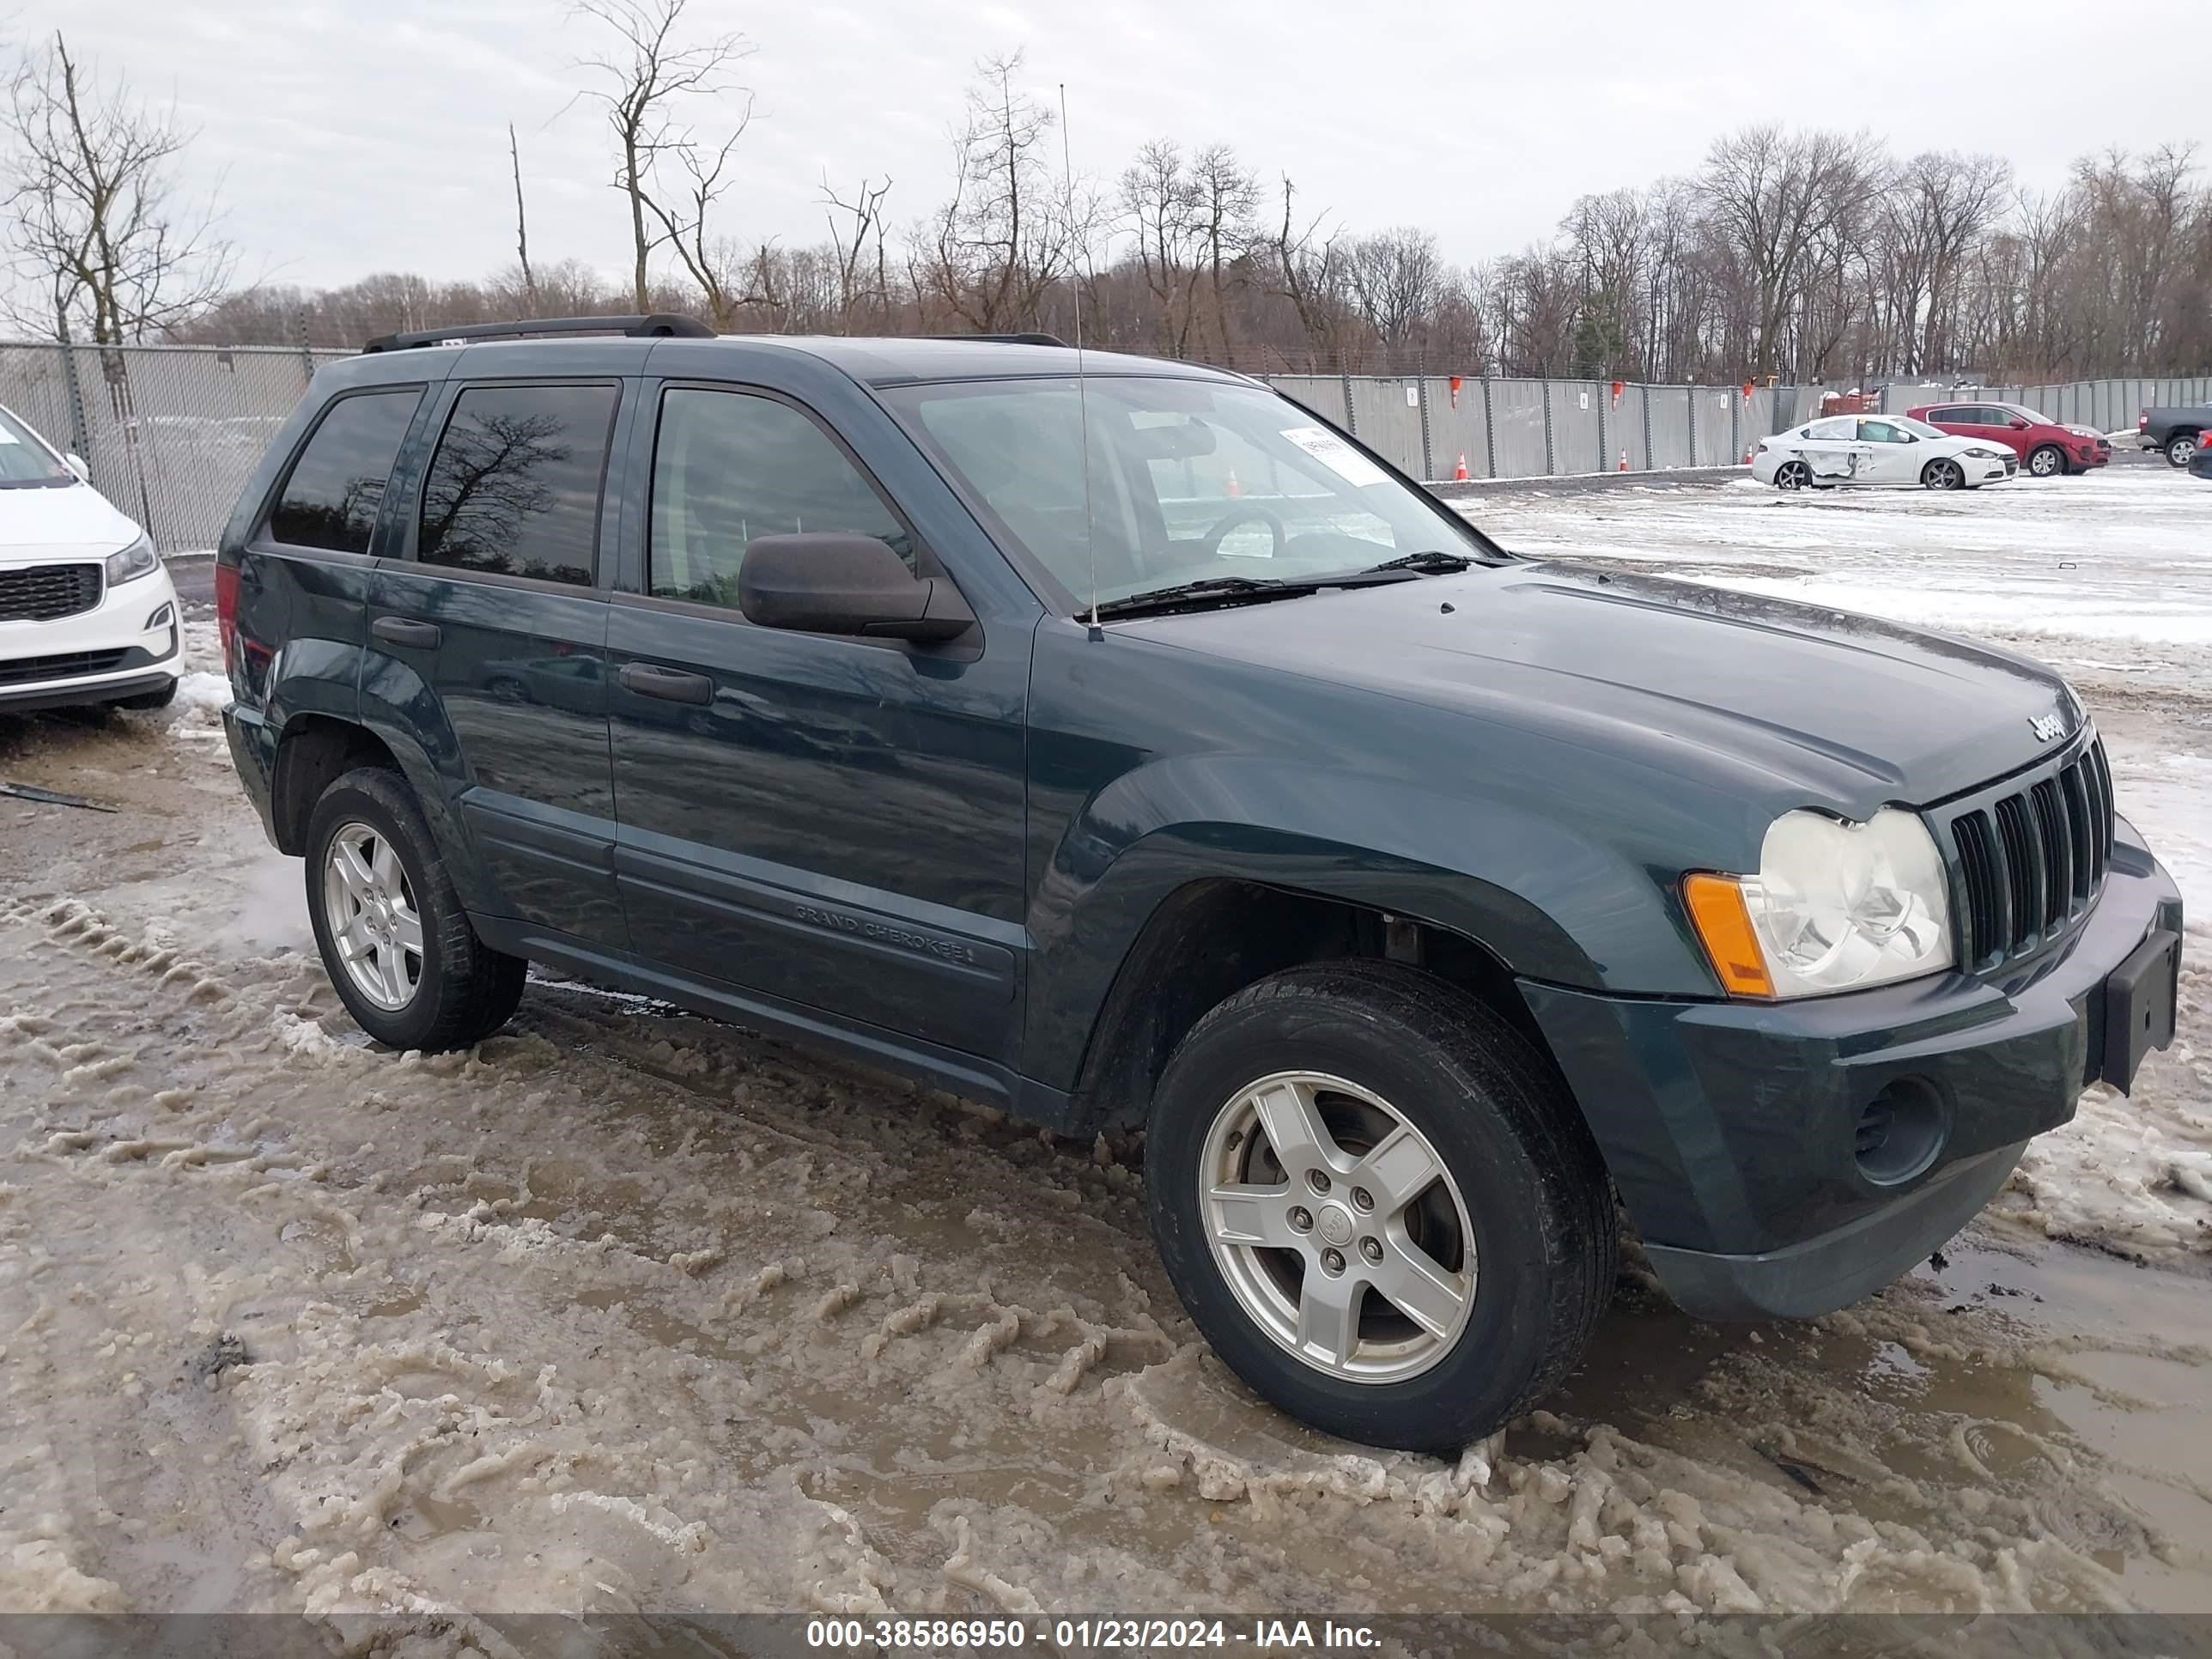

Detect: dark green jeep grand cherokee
[217, 317, 2183, 1451]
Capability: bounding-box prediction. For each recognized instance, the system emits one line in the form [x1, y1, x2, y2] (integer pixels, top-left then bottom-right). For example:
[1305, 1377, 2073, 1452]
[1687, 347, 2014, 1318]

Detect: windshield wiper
[1360, 550, 1473, 574]
[1091, 575, 1318, 620]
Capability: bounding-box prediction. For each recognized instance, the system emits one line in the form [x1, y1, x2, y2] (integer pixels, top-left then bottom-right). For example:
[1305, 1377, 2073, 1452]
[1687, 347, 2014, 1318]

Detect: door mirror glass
[738, 533, 975, 643]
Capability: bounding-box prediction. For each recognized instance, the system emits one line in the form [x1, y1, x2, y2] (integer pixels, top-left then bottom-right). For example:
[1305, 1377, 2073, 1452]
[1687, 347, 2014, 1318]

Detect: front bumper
[0, 562, 181, 712]
[1522, 818, 2182, 1319]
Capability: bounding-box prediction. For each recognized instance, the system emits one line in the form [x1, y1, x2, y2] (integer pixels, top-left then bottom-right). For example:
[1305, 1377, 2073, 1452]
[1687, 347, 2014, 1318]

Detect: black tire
[116, 677, 179, 711]
[2027, 444, 2064, 478]
[303, 765, 526, 1051]
[2170, 434, 2201, 468]
[1921, 457, 1965, 490]
[1774, 459, 1811, 491]
[1144, 961, 1618, 1452]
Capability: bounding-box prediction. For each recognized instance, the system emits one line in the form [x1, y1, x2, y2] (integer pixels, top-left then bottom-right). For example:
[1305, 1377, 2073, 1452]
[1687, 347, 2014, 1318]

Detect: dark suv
[217, 317, 2182, 1451]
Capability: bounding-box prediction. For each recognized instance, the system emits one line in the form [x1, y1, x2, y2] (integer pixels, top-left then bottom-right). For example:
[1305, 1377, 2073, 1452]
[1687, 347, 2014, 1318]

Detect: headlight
[1960, 447, 1999, 459]
[105, 535, 159, 586]
[1684, 807, 1953, 999]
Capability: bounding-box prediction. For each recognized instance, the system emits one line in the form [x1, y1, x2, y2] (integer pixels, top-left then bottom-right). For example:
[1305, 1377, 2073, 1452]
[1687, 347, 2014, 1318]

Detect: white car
[1751, 414, 2016, 492]
[0, 402, 181, 715]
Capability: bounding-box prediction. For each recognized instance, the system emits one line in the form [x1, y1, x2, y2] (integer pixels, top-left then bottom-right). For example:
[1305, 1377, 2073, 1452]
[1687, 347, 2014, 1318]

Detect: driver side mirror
[738, 533, 976, 644]
[64, 452, 89, 480]
[2008, 418, 2030, 429]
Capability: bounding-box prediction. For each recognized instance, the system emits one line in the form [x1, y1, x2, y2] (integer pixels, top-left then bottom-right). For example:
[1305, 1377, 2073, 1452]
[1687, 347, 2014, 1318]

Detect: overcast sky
[24, 0, 2212, 293]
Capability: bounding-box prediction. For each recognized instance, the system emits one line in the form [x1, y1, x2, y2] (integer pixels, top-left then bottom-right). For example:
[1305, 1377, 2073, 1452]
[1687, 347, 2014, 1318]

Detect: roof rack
[361, 313, 714, 354]
[927, 331, 1069, 348]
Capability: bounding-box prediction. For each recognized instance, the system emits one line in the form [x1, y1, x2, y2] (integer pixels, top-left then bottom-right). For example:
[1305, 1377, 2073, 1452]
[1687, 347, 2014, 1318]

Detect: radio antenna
[1060, 82, 1103, 641]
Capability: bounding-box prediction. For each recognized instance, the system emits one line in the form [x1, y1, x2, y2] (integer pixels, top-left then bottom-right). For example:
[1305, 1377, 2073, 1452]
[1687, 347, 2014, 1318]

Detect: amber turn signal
[1682, 873, 1776, 998]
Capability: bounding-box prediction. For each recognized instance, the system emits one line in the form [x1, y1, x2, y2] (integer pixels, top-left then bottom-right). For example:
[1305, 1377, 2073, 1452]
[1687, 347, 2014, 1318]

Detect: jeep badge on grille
[2029, 713, 2066, 743]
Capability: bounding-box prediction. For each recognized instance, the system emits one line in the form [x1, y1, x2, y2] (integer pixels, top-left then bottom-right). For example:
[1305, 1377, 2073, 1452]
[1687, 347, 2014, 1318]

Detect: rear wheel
[1144, 962, 1617, 1452]
[304, 766, 526, 1051]
[1922, 457, 1966, 490]
[1774, 459, 1811, 491]
[2027, 445, 2064, 477]
[2170, 433, 2201, 467]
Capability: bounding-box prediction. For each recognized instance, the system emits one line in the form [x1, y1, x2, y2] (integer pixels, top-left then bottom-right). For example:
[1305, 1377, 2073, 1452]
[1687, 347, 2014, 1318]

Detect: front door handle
[618, 663, 714, 706]
[372, 617, 441, 649]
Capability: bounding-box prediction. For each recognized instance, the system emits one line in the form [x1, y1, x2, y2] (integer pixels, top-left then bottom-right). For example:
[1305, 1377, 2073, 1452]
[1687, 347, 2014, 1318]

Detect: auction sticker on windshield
[1280, 425, 1389, 487]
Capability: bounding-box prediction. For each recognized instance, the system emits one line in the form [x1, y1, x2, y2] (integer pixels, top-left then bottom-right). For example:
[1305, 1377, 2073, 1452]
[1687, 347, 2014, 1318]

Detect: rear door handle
[618, 663, 714, 706]
[372, 617, 441, 649]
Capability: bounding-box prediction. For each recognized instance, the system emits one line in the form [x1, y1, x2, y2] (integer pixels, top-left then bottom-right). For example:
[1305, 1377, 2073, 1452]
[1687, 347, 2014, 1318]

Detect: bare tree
[572, 0, 753, 312]
[3, 30, 234, 343]
[508, 124, 538, 312]
[821, 173, 892, 331]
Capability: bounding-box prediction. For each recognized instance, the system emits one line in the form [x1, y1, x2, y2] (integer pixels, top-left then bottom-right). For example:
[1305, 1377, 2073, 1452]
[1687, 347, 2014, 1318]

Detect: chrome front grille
[0, 562, 103, 623]
[1941, 734, 2112, 972]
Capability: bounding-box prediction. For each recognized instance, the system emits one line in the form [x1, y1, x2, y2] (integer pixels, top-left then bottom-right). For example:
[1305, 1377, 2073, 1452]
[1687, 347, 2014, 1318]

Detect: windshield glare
[885, 376, 1488, 608]
[0, 405, 76, 485]
[1892, 416, 1949, 440]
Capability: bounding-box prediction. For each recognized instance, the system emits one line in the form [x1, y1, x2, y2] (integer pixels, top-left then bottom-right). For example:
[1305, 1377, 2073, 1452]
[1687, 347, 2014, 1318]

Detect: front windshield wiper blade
[1360, 550, 1474, 574]
[1091, 576, 1318, 620]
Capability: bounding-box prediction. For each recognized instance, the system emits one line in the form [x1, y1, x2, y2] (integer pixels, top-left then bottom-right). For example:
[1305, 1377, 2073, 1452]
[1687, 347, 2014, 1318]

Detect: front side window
[1860, 420, 1910, 444]
[268, 389, 423, 552]
[884, 376, 1487, 609]
[417, 383, 618, 586]
[648, 388, 911, 610]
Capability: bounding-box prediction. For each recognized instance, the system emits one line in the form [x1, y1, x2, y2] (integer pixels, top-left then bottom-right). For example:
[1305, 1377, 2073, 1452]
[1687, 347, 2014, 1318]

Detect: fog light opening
[1855, 1078, 1946, 1186]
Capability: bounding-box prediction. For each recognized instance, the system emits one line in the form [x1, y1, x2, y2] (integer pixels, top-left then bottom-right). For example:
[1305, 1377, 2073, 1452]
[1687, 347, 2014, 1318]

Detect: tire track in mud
[3, 876, 2209, 1621]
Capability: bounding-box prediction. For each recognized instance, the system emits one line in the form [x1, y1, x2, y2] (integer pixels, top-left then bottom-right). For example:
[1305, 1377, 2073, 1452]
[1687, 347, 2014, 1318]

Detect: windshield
[883, 376, 1496, 611]
[0, 404, 78, 487]
[1890, 416, 1950, 441]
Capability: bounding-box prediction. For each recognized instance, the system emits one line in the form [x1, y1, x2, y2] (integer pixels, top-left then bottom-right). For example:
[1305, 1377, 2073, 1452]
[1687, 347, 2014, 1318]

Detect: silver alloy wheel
[321, 822, 425, 1012]
[1924, 458, 1964, 490]
[1200, 1070, 1475, 1382]
[2030, 447, 2060, 476]
[1775, 460, 1810, 491]
[2173, 436, 2200, 466]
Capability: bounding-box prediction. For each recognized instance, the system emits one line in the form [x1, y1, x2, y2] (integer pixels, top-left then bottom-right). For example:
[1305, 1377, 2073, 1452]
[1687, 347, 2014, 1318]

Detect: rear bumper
[1522, 818, 2182, 1319]
[224, 702, 281, 848]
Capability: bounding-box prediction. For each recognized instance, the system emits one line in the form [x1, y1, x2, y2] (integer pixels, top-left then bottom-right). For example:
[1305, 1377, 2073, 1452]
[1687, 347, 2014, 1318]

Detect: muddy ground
[2, 469, 2209, 1647]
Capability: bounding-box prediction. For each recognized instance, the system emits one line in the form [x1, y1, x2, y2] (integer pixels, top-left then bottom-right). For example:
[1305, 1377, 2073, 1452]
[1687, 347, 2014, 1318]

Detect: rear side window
[417, 383, 619, 586]
[268, 389, 422, 553]
[648, 387, 911, 610]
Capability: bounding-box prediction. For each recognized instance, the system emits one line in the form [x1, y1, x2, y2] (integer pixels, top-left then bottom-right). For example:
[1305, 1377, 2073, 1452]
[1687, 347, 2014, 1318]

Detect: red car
[1906, 401, 2111, 477]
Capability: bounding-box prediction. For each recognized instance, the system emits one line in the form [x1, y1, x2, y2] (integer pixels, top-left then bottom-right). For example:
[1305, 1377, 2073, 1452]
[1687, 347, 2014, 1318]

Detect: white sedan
[1752, 414, 2017, 491]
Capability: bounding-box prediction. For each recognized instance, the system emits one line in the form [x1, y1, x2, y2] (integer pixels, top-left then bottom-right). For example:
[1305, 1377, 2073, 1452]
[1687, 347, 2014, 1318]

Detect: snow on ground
[1, 469, 2209, 1634]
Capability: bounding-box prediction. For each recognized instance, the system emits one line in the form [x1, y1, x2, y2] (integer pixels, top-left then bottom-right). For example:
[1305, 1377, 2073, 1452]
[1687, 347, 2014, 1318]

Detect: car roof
[336, 331, 1248, 392]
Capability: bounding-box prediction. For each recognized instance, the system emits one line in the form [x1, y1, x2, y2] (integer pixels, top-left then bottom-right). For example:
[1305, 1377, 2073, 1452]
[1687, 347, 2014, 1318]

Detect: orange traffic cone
[1225, 469, 1242, 498]
[1742, 447, 1753, 465]
[1617, 449, 1628, 471]
[1454, 453, 1468, 481]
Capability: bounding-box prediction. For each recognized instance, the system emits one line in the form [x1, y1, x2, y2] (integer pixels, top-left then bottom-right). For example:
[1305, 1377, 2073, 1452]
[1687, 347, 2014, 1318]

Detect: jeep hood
[1118, 562, 2078, 810]
[0, 478, 142, 562]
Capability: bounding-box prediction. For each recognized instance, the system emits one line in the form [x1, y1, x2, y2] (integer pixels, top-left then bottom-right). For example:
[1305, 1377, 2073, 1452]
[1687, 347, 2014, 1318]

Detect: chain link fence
[0, 341, 349, 551]
[3, 340, 2207, 551]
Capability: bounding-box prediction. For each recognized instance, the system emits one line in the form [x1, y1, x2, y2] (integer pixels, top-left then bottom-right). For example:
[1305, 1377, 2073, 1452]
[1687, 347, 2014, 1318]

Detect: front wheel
[305, 766, 526, 1051]
[2170, 434, 2201, 467]
[1144, 962, 1618, 1452]
[1774, 459, 1811, 491]
[1922, 457, 1966, 490]
[2027, 445, 2064, 477]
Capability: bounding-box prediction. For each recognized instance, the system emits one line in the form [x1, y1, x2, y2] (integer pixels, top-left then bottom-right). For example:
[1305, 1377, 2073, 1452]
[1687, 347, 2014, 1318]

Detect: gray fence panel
[1645, 388, 1692, 468]
[0, 345, 85, 461]
[1688, 387, 1735, 465]
[1264, 374, 1351, 432]
[1486, 380, 1548, 478]
[1347, 377, 1424, 477]
[1551, 380, 1607, 474]
[1421, 379, 1487, 479]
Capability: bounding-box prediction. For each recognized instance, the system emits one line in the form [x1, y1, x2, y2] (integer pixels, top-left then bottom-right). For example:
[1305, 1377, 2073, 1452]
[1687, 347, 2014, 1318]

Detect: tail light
[215, 559, 240, 674]
[2139, 412, 2149, 429]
